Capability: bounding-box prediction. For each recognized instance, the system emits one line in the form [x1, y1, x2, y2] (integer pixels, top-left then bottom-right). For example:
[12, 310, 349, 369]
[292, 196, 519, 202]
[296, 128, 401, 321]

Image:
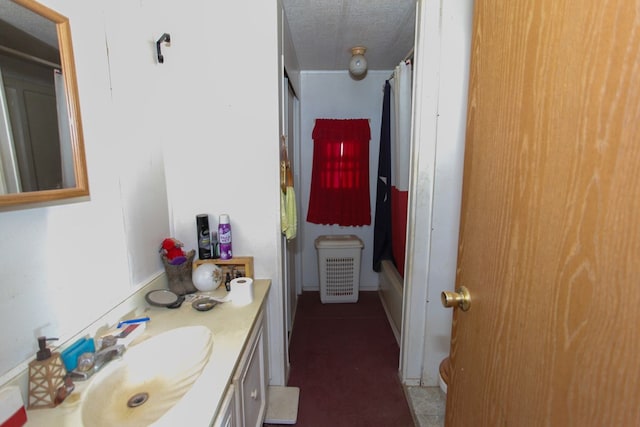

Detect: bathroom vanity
[24, 280, 271, 426]
[213, 307, 267, 427]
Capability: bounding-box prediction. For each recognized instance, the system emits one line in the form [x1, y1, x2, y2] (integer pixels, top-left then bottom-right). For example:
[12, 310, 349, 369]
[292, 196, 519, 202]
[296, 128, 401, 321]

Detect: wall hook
[156, 33, 171, 64]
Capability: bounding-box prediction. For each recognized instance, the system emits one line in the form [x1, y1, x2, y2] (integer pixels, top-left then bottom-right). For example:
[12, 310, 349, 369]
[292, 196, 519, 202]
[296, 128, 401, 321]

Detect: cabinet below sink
[213, 310, 267, 427]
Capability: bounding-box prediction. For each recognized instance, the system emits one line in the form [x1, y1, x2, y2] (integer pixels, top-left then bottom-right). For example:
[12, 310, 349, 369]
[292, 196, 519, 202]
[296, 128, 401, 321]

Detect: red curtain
[307, 119, 371, 226]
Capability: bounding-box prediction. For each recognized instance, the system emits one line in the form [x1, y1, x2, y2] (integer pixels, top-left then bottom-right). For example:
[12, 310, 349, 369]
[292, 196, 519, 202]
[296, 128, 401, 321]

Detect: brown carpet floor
[267, 291, 414, 427]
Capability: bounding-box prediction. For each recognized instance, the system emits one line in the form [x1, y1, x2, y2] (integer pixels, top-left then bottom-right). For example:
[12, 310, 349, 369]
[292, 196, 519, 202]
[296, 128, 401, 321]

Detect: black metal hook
[156, 33, 171, 64]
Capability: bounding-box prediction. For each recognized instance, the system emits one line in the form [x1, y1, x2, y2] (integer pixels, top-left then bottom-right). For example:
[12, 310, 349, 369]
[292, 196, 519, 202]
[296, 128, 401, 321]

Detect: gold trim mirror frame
[0, 0, 88, 207]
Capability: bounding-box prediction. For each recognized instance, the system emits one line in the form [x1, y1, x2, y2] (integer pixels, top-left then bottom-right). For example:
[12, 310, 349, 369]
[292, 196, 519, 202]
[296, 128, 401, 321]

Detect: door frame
[400, 0, 474, 385]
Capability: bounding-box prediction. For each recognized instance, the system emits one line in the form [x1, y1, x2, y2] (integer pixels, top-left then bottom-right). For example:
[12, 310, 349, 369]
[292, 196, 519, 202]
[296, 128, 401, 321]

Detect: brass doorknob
[441, 286, 471, 311]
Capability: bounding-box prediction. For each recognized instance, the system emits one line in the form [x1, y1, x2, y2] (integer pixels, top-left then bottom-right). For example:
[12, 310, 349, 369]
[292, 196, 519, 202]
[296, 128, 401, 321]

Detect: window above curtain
[307, 119, 371, 226]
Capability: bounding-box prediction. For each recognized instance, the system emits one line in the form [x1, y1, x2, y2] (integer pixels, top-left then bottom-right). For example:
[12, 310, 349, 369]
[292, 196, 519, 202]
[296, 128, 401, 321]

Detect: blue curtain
[373, 81, 393, 271]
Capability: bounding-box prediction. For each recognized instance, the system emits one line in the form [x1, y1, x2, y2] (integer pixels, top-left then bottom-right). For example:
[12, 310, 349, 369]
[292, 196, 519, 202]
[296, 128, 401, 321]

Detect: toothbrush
[117, 317, 150, 328]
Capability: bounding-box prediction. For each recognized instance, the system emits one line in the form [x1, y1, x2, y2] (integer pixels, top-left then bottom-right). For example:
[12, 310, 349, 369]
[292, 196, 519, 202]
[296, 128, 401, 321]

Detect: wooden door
[447, 1, 640, 425]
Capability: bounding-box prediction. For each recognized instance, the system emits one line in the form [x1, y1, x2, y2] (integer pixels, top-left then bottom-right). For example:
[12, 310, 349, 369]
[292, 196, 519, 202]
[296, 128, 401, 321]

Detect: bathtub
[378, 259, 403, 345]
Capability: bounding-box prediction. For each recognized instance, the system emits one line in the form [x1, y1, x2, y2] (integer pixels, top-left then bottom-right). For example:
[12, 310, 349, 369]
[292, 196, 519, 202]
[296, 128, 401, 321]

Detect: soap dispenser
[28, 336, 66, 409]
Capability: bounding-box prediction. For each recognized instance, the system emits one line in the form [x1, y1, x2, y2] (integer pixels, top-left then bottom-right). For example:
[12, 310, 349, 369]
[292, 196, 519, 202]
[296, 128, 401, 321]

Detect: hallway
[267, 291, 415, 426]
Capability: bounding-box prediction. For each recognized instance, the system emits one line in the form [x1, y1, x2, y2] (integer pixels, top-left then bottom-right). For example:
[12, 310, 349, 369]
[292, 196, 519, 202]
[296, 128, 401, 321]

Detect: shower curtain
[373, 60, 412, 276]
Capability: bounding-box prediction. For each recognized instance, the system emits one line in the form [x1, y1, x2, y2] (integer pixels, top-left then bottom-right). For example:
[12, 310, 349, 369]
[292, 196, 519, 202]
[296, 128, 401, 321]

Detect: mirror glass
[0, 0, 88, 207]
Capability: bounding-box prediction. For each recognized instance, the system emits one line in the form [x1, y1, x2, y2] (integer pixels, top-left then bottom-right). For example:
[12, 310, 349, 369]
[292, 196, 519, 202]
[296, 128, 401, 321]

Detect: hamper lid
[314, 234, 363, 249]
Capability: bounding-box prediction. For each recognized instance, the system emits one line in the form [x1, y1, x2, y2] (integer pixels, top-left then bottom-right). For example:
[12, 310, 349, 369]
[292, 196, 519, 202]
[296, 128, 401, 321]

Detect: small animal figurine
[160, 238, 187, 265]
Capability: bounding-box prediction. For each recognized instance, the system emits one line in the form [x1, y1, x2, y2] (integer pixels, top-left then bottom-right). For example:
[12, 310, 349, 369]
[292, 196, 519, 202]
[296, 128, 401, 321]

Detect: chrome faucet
[93, 344, 126, 371]
[67, 344, 126, 381]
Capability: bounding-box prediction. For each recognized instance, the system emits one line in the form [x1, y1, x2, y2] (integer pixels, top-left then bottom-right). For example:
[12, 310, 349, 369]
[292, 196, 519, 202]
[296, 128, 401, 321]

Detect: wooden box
[193, 256, 254, 280]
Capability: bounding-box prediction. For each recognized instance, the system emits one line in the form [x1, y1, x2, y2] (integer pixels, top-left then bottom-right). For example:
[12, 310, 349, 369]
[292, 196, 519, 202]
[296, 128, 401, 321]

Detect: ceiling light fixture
[349, 46, 367, 77]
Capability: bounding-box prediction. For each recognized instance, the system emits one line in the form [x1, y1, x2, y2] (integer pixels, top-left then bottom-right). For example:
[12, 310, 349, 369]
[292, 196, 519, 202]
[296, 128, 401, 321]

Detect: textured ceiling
[282, 0, 416, 71]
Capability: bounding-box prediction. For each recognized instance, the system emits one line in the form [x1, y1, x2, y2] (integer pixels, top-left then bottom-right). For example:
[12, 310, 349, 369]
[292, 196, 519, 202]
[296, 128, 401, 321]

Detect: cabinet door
[236, 323, 267, 427]
[212, 385, 236, 427]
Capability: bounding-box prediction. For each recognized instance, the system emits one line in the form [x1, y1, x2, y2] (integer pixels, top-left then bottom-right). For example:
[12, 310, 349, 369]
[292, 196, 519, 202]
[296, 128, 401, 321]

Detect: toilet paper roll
[229, 277, 254, 306]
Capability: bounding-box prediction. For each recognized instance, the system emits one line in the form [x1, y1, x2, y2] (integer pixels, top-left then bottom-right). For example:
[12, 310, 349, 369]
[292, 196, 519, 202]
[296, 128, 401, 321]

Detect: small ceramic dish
[192, 297, 218, 312]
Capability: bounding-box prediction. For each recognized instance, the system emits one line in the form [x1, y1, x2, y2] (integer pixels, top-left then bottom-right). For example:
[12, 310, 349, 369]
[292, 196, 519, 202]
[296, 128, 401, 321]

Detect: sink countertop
[25, 279, 271, 426]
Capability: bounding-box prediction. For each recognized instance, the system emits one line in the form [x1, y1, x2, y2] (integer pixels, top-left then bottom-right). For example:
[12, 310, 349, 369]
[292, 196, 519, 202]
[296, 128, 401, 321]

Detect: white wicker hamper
[314, 235, 364, 303]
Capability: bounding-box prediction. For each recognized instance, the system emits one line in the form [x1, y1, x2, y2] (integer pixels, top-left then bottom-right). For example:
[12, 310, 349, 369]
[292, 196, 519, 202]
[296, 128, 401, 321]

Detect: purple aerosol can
[218, 214, 232, 260]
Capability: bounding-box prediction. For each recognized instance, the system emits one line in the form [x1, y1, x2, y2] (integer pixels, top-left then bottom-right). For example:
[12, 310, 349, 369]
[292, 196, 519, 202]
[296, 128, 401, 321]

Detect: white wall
[419, 0, 473, 385]
[401, 0, 473, 386]
[0, 0, 285, 386]
[298, 70, 391, 291]
[0, 0, 165, 381]
[158, 0, 285, 385]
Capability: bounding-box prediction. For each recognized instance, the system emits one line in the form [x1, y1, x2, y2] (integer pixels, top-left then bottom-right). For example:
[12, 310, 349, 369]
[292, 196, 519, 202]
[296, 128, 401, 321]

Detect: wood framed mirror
[0, 0, 88, 207]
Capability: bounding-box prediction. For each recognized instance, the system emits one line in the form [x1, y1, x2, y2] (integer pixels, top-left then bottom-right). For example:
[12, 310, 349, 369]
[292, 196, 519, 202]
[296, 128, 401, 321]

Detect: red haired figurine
[160, 238, 187, 265]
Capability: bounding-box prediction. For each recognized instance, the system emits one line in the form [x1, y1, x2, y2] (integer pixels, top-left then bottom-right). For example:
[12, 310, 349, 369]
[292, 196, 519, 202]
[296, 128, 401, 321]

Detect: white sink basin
[80, 325, 213, 427]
